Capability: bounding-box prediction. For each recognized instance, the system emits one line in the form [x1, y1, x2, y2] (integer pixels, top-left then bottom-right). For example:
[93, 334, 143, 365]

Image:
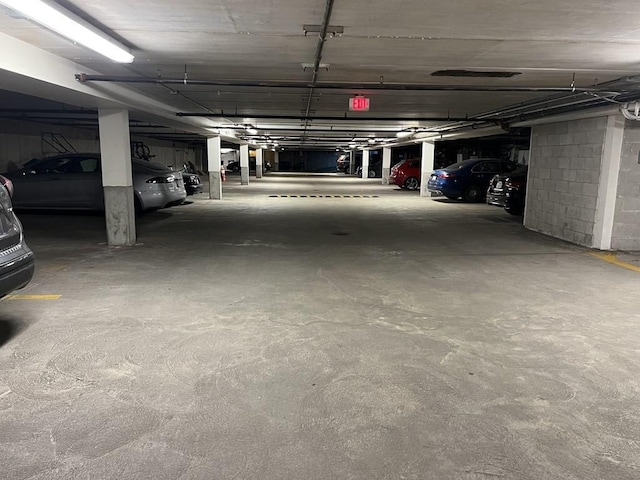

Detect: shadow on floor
[0, 318, 24, 348]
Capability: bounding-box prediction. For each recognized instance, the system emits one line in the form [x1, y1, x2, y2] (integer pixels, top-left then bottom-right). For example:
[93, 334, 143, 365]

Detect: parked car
[389, 159, 421, 190]
[226, 160, 240, 172]
[337, 155, 350, 173]
[356, 159, 382, 178]
[2, 153, 186, 212]
[0, 175, 35, 298]
[427, 158, 520, 202]
[180, 164, 203, 195]
[182, 172, 203, 195]
[487, 165, 528, 215]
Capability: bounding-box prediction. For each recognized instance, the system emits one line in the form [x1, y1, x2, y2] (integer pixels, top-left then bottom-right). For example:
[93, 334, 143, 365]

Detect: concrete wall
[0, 119, 197, 172]
[525, 117, 607, 247]
[612, 121, 640, 250]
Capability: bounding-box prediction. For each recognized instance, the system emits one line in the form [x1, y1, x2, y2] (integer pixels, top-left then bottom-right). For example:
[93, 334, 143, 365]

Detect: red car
[389, 159, 421, 190]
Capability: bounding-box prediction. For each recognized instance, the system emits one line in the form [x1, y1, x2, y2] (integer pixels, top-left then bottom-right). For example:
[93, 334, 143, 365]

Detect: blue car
[427, 158, 520, 202]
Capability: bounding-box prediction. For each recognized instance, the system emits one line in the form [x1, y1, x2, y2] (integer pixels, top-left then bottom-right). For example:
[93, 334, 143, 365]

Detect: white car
[3, 153, 186, 212]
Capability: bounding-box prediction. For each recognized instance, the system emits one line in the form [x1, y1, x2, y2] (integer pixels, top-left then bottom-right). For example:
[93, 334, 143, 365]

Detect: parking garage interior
[0, 1, 639, 479]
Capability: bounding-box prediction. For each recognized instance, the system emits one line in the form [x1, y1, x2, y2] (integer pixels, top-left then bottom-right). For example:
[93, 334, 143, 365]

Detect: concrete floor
[1, 172, 639, 480]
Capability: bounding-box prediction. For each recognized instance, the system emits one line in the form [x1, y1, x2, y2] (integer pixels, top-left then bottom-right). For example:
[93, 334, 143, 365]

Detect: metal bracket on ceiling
[303, 24, 343, 37]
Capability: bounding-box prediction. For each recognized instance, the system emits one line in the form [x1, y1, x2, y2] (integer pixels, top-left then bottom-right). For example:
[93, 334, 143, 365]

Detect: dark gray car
[0, 176, 34, 298]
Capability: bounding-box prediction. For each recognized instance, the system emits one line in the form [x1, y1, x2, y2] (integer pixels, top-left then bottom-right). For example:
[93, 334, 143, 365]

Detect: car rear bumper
[139, 184, 187, 209]
[0, 249, 35, 298]
[427, 180, 462, 197]
[186, 184, 203, 195]
[487, 191, 507, 207]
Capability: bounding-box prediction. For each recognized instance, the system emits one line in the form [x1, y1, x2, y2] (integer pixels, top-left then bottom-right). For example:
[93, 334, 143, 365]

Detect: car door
[57, 155, 102, 209]
[11, 156, 72, 208]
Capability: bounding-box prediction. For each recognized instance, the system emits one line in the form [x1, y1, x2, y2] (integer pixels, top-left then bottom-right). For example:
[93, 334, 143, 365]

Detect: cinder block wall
[0, 119, 196, 172]
[613, 121, 640, 250]
[525, 118, 607, 247]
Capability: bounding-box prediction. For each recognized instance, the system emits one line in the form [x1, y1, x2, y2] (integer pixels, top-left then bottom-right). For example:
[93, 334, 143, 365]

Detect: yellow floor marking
[590, 252, 640, 273]
[6, 294, 62, 300]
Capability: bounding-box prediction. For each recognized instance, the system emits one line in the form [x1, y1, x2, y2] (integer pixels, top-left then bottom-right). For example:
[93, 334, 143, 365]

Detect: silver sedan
[3, 153, 187, 211]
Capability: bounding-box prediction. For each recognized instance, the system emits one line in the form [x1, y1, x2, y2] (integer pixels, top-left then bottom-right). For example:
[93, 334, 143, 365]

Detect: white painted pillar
[382, 147, 392, 184]
[240, 144, 249, 185]
[420, 141, 436, 197]
[256, 148, 264, 179]
[98, 108, 135, 246]
[593, 115, 624, 250]
[274, 151, 280, 171]
[361, 149, 370, 179]
[207, 136, 223, 200]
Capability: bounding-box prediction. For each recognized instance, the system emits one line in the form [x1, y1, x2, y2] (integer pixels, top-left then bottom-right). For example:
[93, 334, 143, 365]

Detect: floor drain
[333, 231, 349, 236]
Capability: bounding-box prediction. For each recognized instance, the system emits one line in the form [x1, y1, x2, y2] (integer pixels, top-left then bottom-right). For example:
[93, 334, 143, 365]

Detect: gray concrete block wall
[0, 119, 197, 173]
[525, 118, 607, 247]
[612, 121, 640, 250]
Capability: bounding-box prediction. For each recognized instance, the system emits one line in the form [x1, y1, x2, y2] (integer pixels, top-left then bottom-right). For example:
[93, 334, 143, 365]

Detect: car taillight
[438, 172, 455, 178]
[506, 179, 525, 189]
[146, 174, 175, 184]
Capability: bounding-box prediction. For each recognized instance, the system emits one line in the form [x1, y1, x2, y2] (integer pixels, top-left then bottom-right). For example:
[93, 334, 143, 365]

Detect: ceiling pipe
[75, 73, 623, 94]
[177, 112, 471, 121]
[301, 0, 335, 146]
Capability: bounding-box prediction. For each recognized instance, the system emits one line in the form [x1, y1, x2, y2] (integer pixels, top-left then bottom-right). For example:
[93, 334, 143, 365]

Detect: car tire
[404, 177, 419, 190]
[462, 185, 484, 202]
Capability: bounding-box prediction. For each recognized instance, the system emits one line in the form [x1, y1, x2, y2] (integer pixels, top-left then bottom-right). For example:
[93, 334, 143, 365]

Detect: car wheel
[368, 169, 376, 177]
[404, 177, 419, 190]
[462, 185, 484, 202]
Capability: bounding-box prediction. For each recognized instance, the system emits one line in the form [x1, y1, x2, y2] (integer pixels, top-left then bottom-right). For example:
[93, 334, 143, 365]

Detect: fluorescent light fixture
[0, 0, 134, 63]
[396, 129, 415, 138]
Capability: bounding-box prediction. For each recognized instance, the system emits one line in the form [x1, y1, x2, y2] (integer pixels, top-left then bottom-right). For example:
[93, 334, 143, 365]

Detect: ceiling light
[246, 128, 258, 135]
[0, 0, 134, 63]
[396, 128, 418, 138]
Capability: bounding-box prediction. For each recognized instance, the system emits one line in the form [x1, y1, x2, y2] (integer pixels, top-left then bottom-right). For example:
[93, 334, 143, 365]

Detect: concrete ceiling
[1, 0, 640, 150]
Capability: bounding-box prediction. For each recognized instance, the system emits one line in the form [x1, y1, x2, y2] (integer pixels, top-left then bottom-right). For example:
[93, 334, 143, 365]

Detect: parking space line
[6, 294, 62, 300]
[590, 252, 640, 273]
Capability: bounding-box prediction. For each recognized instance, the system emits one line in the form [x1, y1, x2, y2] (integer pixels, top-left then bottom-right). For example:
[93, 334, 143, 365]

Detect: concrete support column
[256, 148, 264, 179]
[240, 144, 249, 185]
[593, 115, 624, 250]
[207, 136, 223, 200]
[420, 141, 435, 197]
[274, 151, 280, 171]
[361, 149, 370, 179]
[382, 147, 391, 184]
[349, 149, 356, 174]
[98, 108, 135, 246]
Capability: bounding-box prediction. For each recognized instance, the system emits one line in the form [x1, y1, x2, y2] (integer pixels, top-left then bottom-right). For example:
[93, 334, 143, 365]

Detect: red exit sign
[349, 96, 370, 111]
